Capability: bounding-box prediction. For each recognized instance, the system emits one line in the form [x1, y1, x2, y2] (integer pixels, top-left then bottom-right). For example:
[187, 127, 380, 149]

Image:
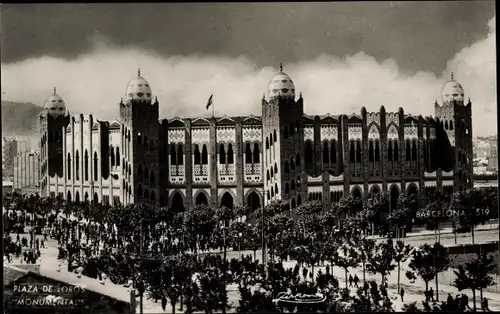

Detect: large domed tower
[261, 64, 306, 211]
[39, 87, 70, 197]
[434, 72, 473, 190]
[119, 69, 160, 205]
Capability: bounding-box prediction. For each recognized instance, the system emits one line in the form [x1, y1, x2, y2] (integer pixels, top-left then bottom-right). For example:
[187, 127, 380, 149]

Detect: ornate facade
[40, 67, 473, 211]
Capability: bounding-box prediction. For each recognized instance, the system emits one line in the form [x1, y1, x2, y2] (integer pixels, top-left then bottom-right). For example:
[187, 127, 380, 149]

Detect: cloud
[1, 17, 496, 137]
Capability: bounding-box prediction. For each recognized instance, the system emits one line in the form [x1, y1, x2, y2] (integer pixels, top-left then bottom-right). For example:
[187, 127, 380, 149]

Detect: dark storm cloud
[1, 2, 495, 74]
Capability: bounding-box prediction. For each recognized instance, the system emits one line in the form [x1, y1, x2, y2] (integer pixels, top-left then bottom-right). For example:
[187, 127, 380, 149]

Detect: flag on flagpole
[206, 94, 213, 110]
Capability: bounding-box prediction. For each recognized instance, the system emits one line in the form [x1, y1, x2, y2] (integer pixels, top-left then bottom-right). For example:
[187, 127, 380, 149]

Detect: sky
[1, 2, 497, 137]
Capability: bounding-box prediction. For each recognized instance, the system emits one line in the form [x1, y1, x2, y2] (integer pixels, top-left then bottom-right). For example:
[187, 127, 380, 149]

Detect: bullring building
[39, 66, 473, 211]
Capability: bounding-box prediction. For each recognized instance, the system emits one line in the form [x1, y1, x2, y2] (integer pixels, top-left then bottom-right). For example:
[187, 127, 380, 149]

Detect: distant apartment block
[2, 137, 18, 180]
[13, 149, 41, 190]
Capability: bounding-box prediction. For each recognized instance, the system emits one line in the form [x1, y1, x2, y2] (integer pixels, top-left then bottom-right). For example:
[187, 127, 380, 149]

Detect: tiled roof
[3, 264, 29, 286]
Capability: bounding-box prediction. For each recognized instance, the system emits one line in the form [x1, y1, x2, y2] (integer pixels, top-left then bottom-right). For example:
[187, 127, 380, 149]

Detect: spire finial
[53, 87, 56, 95]
[155, 96, 158, 103]
[120, 97, 123, 103]
[138, 68, 141, 76]
[451, 71, 454, 80]
[263, 93, 265, 100]
[300, 92, 302, 98]
[279, 63, 283, 72]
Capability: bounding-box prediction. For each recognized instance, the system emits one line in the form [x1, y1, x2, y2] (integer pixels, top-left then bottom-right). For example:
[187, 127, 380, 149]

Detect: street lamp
[238, 232, 242, 258]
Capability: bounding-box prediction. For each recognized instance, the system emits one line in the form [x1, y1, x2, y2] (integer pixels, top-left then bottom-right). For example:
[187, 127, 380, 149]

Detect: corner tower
[262, 64, 305, 211]
[119, 69, 160, 205]
[39, 87, 70, 197]
[434, 72, 473, 190]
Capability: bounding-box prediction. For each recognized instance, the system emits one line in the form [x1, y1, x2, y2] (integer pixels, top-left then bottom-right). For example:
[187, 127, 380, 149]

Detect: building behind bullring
[39, 67, 473, 212]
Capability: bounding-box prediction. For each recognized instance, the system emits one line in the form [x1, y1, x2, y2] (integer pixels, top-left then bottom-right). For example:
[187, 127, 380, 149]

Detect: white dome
[267, 64, 295, 101]
[44, 87, 66, 116]
[124, 69, 153, 104]
[441, 73, 464, 104]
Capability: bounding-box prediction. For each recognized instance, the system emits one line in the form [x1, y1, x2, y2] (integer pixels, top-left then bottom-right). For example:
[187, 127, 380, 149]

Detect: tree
[406, 243, 450, 301]
[366, 239, 397, 283]
[332, 244, 360, 289]
[393, 240, 413, 292]
[454, 252, 496, 311]
[453, 188, 493, 244]
[416, 189, 450, 243]
[361, 192, 392, 237]
[355, 237, 376, 283]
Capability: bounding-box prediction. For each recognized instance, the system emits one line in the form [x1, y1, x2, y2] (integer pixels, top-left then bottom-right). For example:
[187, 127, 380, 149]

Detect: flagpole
[212, 95, 215, 118]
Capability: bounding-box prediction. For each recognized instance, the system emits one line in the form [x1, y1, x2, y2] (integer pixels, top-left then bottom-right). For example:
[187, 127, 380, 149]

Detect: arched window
[144, 189, 149, 200]
[275, 183, 279, 195]
[305, 141, 313, 165]
[267, 191, 270, 200]
[270, 167, 274, 178]
[291, 180, 296, 190]
[290, 158, 295, 170]
[219, 144, 226, 164]
[138, 184, 143, 199]
[266, 170, 270, 181]
[170, 144, 177, 165]
[406, 141, 411, 161]
[150, 191, 155, 201]
[245, 143, 252, 164]
[297, 194, 302, 206]
[253, 143, 260, 163]
[445, 121, 449, 130]
[449, 120, 454, 130]
[138, 164, 143, 180]
[356, 141, 361, 163]
[284, 126, 288, 139]
[84, 150, 89, 181]
[93, 152, 98, 181]
[128, 164, 131, 179]
[350, 141, 356, 163]
[394, 141, 399, 161]
[388, 141, 393, 162]
[284, 161, 289, 173]
[110, 146, 115, 167]
[137, 133, 142, 146]
[196, 193, 208, 205]
[194, 145, 201, 165]
[273, 129, 277, 143]
[412, 141, 417, 161]
[67, 153, 71, 180]
[290, 123, 294, 135]
[270, 133, 273, 146]
[274, 163, 278, 174]
[323, 142, 329, 164]
[369, 141, 374, 162]
[202, 145, 208, 164]
[270, 187, 274, 197]
[116, 147, 120, 166]
[150, 170, 155, 186]
[291, 199, 296, 209]
[177, 145, 183, 165]
[265, 137, 269, 150]
[330, 140, 337, 163]
[296, 153, 301, 167]
[375, 141, 380, 162]
[144, 167, 149, 181]
[285, 183, 290, 193]
[227, 144, 234, 164]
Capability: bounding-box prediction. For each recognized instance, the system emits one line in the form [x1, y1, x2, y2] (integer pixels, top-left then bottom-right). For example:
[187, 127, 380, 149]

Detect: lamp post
[221, 224, 227, 314]
[238, 232, 242, 259]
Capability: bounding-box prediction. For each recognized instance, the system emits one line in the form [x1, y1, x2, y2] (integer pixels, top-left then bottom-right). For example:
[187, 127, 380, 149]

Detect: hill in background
[1, 101, 43, 137]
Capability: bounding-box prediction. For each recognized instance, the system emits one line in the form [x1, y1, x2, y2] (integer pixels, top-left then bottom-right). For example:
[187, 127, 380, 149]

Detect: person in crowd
[400, 287, 405, 302]
[353, 274, 359, 288]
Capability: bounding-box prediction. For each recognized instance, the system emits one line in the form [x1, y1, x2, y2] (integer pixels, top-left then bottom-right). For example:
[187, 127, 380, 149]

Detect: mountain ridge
[1, 101, 44, 137]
